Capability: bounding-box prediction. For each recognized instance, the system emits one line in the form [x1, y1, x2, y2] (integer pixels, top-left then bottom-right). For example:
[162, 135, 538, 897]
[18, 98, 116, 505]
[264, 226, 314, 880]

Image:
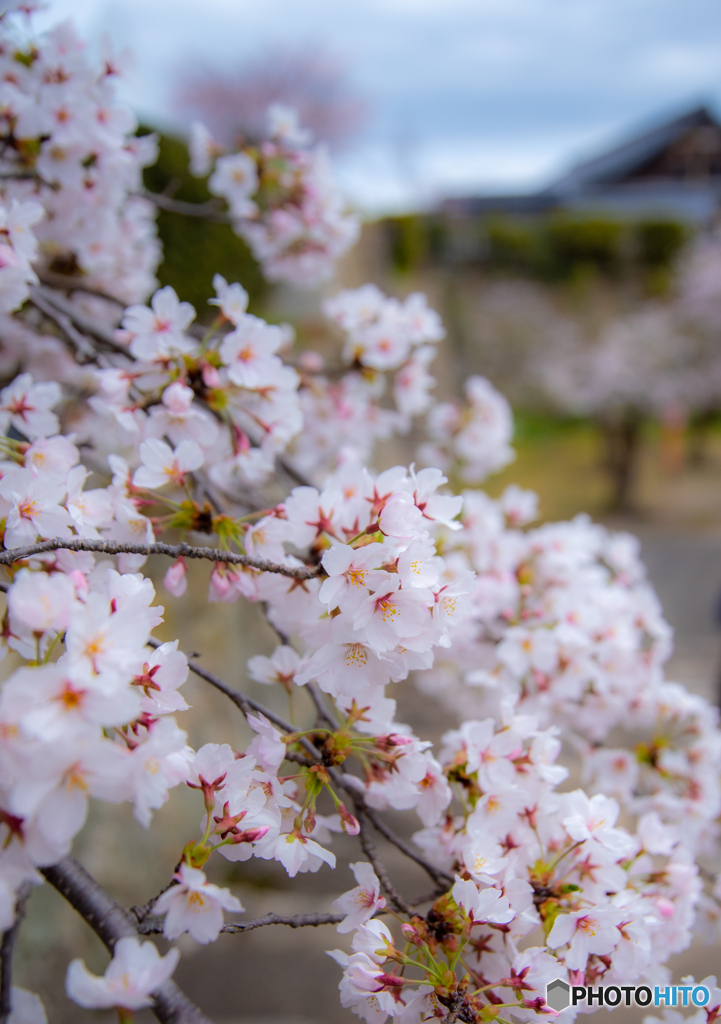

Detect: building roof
[549, 106, 719, 197]
[444, 105, 721, 222]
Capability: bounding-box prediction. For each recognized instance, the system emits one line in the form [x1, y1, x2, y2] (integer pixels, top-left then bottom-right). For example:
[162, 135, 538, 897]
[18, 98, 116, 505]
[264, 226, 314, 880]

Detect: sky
[26, 0, 721, 212]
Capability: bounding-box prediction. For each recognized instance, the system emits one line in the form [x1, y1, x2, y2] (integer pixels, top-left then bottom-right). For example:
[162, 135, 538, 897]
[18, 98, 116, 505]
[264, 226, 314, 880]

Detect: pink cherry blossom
[332, 862, 386, 934]
[66, 936, 180, 1010]
[154, 862, 243, 943]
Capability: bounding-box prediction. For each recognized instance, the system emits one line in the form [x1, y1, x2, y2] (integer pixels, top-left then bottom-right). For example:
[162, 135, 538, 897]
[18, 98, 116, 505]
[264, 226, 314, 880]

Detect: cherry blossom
[66, 936, 180, 1010]
[154, 863, 244, 943]
[332, 862, 386, 934]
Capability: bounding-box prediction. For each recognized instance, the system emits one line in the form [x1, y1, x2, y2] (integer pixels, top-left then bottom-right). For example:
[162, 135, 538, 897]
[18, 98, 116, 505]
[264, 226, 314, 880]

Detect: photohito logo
[545, 982, 711, 1011]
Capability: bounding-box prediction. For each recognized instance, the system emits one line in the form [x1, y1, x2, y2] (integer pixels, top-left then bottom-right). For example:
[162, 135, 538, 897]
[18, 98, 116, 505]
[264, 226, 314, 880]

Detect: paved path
[637, 528, 721, 703]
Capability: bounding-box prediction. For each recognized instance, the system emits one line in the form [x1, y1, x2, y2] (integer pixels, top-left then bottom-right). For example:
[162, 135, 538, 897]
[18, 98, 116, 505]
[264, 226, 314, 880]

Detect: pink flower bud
[299, 351, 324, 371]
[68, 569, 89, 598]
[401, 923, 424, 947]
[162, 380, 194, 414]
[338, 803, 360, 835]
[209, 564, 231, 600]
[655, 896, 675, 919]
[231, 826, 270, 844]
[164, 557, 187, 597]
[202, 363, 221, 388]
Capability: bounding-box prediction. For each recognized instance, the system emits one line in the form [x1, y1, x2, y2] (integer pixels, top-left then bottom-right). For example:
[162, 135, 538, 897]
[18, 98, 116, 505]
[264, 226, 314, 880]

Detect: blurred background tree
[175, 44, 367, 150]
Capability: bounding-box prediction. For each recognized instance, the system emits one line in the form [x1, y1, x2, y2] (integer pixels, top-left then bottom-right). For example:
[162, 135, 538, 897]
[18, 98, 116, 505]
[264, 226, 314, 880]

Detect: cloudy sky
[29, 0, 721, 211]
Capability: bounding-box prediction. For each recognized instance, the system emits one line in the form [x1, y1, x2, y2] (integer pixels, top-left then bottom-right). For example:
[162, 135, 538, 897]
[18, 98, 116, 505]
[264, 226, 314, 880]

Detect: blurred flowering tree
[176, 44, 367, 151]
[531, 236, 721, 511]
[3, 6, 721, 1024]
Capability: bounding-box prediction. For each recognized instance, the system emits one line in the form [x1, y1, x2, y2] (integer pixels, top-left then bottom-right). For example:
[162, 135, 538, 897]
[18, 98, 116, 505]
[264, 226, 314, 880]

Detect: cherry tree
[2, 6, 721, 1024]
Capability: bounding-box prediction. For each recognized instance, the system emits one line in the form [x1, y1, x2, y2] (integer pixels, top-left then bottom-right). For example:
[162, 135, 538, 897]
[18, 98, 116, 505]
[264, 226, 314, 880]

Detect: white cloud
[28, 0, 721, 209]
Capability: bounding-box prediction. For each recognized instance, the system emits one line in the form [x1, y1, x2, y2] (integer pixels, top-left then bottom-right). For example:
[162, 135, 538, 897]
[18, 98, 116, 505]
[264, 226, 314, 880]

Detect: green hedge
[141, 128, 267, 317]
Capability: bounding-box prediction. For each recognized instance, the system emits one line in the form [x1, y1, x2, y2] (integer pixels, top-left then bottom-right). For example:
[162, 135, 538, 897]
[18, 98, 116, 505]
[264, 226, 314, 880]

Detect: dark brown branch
[139, 190, 232, 224]
[41, 857, 214, 1024]
[147, 639, 321, 765]
[130, 878, 179, 925]
[35, 269, 126, 305]
[136, 911, 346, 936]
[355, 806, 412, 916]
[0, 884, 32, 1024]
[150, 638, 295, 734]
[361, 804, 454, 890]
[29, 289, 103, 363]
[28, 285, 131, 356]
[0, 537, 322, 579]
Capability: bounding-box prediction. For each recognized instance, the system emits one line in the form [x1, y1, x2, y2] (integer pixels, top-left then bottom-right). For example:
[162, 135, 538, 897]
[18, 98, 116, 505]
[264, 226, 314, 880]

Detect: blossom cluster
[294, 284, 445, 475]
[2, 5, 721, 1024]
[421, 374, 516, 482]
[327, 708, 699, 1024]
[190, 105, 359, 287]
[0, 12, 159, 303]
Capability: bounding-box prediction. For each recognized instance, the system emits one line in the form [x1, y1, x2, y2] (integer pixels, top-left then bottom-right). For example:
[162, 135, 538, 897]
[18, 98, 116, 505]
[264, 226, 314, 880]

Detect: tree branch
[28, 284, 131, 356]
[29, 288, 105, 363]
[147, 642, 453, 899]
[0, 537, 322, 579]
[41, 857, 214, 1024]
[139, 190, 232, 224]
[148, 638, 303, 738]
[0, 883, 32, 1024]
[360, 804, 454, 890]
[136, 911, 347, 936]
[354, 807, 412, 916]
[35, 269, 126, 305]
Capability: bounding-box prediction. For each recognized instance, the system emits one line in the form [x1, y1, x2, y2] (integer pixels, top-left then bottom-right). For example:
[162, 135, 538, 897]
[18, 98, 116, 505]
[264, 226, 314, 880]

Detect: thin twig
[0, 170, 38, 181]
[148, 643, 452, 898]
[0, 537, 322, 579]
[408, 888, 446, 908]
[136, 911, 347, 936]
[0, 883, 33, 1024]
[130, 877, 179, 924]
[28, 284, 131, 356]
[41, 857, 214, 1024]
[29, 289, 103, 363]
[147, 638, 320, 759]
[139, 189, 232, 224]
[35, 269, 126, 305]
[306, 682, 340, 729]
[355, 806, 412, 915]
[362, 805, 454, 889]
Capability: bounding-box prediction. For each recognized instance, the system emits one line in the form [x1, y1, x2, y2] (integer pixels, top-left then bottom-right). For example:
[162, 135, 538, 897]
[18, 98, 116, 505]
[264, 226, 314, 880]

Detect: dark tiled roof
[442, 106, 721, 221]
[549, 106, 719, 197]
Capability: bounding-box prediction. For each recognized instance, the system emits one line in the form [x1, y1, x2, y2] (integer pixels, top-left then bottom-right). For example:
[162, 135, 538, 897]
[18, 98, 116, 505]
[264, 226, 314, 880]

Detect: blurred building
[445, 106, 721, 225]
